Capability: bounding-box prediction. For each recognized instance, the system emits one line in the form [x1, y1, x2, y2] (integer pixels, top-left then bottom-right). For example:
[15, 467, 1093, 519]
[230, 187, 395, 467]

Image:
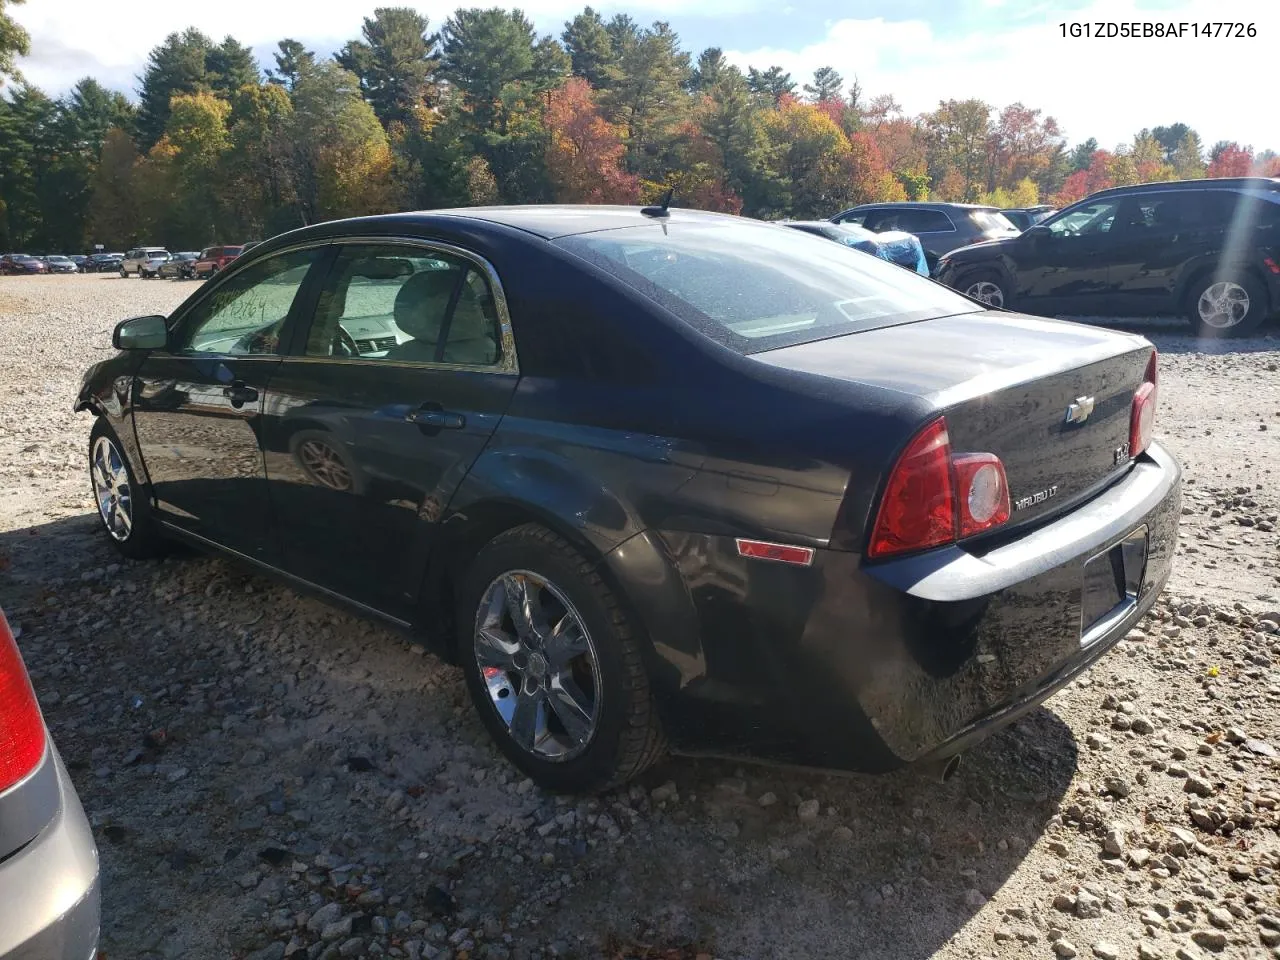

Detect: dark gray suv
[831, 202, 1020, 270]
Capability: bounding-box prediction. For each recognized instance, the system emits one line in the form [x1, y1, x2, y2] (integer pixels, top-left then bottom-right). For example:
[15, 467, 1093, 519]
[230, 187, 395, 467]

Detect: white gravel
[2, 275, 1279, 960]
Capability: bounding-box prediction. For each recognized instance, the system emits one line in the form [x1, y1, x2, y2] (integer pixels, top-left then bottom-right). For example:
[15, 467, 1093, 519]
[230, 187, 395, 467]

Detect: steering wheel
[331, 327, 358, 357]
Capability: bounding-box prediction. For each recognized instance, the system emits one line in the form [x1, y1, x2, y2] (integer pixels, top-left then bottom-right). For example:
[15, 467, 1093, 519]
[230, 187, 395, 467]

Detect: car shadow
[1, 513, 1079, 959]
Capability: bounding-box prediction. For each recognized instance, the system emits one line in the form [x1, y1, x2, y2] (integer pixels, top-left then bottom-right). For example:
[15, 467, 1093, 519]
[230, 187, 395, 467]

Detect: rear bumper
[0, 746, 100, 960]
[630, 443, 1181, 772]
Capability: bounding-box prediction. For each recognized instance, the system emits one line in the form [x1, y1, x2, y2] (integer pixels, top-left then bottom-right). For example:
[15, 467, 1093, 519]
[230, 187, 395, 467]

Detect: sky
[11, 0, 1279, 151]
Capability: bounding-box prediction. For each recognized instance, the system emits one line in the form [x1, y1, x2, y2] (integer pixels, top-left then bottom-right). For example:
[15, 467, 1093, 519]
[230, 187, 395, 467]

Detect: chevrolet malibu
[75, 206, 1181, 793]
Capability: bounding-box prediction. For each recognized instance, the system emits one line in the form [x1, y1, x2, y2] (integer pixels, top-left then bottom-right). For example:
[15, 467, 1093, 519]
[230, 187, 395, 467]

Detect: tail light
[0, 611, 46, 792]
[867, 416, 1010, 559]
[1130, 351, 1158, 457]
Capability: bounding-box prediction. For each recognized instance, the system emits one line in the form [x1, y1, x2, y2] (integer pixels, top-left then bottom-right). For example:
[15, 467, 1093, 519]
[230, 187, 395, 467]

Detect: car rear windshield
[556, 220, 981, 353]
[969, 210, 1018, 232]
[224, 246, 243, 256]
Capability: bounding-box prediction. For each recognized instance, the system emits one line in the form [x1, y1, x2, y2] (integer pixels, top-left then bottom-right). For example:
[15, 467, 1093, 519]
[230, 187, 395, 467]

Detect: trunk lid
[753, 311, 1153, 526]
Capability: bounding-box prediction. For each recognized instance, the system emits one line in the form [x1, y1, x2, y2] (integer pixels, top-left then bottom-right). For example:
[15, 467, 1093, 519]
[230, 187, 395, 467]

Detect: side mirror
[1023, 224, 1051, 241]
[113, 314, 168, 351]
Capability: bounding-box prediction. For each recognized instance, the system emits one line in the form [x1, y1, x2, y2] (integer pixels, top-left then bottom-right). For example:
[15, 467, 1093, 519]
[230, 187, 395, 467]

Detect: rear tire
[457, 523, 665, 793]
[88, 419, 167, 560]
[1186, 272, 1269, 338]
[119, 268, 128, 278]
[959, 270, 1009, 310]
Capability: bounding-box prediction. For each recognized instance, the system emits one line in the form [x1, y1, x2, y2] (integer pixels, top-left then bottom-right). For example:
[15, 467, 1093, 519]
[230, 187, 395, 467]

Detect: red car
[193, 244, 244, 278]
[0, 254, 48, 275]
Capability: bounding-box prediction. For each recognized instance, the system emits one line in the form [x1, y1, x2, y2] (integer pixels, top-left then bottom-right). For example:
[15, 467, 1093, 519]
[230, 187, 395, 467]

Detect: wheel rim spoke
[501, 574, 537, 640]
[475, 625, 519, 671]
[508, 688, 543, 751]
[544, 614, 589, 670]
[548, 675, 593, 745]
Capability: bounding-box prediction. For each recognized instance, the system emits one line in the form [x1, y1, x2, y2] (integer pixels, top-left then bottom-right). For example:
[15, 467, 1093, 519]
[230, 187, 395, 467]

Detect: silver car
[0, 609, 100, 959]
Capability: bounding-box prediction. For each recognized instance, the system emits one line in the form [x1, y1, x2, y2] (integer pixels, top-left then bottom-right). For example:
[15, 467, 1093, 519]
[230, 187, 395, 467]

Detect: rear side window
[969, 210, 1017, 232]
[834, 210, 869, 226]
[883, 209, 955, 233]
[557, 219, 980, 354]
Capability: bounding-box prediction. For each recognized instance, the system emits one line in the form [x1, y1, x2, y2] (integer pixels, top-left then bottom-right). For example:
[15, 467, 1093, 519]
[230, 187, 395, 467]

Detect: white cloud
[10, 0, 766, 96]
[725, 0, 1280, 149]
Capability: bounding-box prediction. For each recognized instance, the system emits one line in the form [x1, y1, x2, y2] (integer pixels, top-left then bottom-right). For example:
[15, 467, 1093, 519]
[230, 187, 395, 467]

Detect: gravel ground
[1, 274, 1279, 960]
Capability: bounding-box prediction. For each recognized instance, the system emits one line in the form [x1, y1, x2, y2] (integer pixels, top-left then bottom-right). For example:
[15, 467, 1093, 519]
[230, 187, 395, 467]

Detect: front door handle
[224, 381, 258, 408]
[405, 406, 465, 430]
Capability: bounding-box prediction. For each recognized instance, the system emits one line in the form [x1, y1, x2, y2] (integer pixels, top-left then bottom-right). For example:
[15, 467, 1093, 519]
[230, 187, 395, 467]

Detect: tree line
[1, 1, 1277, 253]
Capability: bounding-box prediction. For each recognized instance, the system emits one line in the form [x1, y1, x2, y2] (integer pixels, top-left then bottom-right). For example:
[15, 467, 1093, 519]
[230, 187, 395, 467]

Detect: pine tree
[561, 8, 615, 89]
[336, 7, 439, 127]
[136, 29, 214, 149]
[266, 40, 315, 92]
[802, 66, 843, 103]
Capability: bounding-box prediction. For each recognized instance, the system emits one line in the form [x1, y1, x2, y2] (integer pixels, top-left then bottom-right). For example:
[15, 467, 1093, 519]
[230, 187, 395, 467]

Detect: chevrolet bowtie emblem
[1064, 396, 1095, 424]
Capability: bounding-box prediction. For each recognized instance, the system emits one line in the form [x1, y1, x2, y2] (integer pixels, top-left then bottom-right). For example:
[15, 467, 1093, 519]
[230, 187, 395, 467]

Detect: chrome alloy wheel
[473, 571, 601, 761]
[964, 279, 1005, 308]
[1197, 281, 1250, 329]
[91, 435, 133, 541]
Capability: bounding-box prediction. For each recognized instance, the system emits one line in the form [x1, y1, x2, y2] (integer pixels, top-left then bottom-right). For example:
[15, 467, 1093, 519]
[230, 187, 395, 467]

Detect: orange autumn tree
[1206, 142, 1253, 178]
[545, 77, 640, 204]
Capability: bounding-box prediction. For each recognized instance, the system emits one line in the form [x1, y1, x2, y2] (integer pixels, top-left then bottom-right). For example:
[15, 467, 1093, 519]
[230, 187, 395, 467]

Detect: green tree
[64, 77, 135, 151]
[287, 61, 395, 222]
[1068, 137, 1098, 172]
[746, 66, 794, 104]
[561, 7, 615, 88]
[266, 39, 315, 91]
[337, 7, 439, 126]
[136, 29, 213, 148]
[441, 8, 554, 128]
[0, 0, 29, 86]
[206, 36, 259, 98]
[802, 66, 842, 103]
[1152, 123, 1193, 162]
[88, 127, 141, 248]
[600, 20, 691, 178]
[1171, 131, 1205, 179]
[689, 47, 731, 93]
[154, 91, 231, 245]
[697, 70, 775, 214]
[924, 98, 992, 201]
[222, 83, 297, 237]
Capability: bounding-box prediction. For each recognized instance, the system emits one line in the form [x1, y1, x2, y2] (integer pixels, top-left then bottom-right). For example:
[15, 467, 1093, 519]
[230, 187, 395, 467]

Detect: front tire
[1186, 273, 1269, 338]
[458, 524, 665, 793]
[89, 419, 166, 559]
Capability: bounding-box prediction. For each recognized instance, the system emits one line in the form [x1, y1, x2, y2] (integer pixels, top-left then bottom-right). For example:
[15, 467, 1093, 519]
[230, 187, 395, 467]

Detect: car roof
[841, 202, 998, 211]
[1089, 176, 1280, 198]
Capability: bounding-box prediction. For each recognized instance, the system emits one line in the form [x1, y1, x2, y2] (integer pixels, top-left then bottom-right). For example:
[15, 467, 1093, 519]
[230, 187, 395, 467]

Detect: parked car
[120, 247, 169, 277]
[193, 244, 244, 278]
[0, 608, 101, 958]
[831, 202, 1020, 270]
[158, 251, 200, 279]
[0, 253, 47, 275]
[77, 205, 1181, 792]
[84, 253, 122, 273]
[139, 252, 173, 278]
[68, 255, 89, 269]
[935, 177, 1280, 337]
[43, 255, 79, 274]
[780, 220, 930, 275]
[1001, 206, 1058, 231]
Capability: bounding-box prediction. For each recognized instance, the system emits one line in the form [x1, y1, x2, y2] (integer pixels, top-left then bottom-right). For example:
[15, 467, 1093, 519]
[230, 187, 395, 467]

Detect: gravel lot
[1, 274, 1279, 960]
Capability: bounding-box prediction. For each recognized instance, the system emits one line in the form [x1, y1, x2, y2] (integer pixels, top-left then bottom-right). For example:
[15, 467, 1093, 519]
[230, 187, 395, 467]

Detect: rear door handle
[405, 406, 465, 430]
[223, 381, 258, 408]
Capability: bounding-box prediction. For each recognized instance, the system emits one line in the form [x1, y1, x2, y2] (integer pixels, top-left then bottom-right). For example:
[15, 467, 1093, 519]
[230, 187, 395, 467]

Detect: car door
[130, 246, 326, 562]
[1103, 191, 1206, 314]
[1011, 196, 1124, 312]
[259, 240, 520, 621]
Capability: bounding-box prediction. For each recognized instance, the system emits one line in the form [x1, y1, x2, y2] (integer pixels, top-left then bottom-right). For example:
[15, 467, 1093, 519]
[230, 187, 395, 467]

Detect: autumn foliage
[545, 77, 639, 204]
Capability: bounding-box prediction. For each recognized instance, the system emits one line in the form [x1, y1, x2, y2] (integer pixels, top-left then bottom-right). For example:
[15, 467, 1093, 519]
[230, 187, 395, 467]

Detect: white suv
[120, 247, 169, 277]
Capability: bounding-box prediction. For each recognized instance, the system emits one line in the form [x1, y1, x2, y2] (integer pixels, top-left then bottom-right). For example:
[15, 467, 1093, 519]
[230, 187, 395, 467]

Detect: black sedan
[76, 206, 1181, 792]
[158, 252, 200, 279]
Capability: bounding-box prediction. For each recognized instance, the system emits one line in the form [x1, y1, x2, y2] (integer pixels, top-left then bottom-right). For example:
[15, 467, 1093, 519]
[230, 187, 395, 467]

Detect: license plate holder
[1080, 526, 1148, 647]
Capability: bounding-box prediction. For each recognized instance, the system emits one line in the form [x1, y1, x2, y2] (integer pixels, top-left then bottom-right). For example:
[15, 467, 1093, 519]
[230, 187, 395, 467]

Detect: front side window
[970, 210, 1017, 232]
[557, 220, 980, 354]
[1044, 199, 1123, 237]
[303, 245, 500, 366]
[172, 248, 320, 356]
